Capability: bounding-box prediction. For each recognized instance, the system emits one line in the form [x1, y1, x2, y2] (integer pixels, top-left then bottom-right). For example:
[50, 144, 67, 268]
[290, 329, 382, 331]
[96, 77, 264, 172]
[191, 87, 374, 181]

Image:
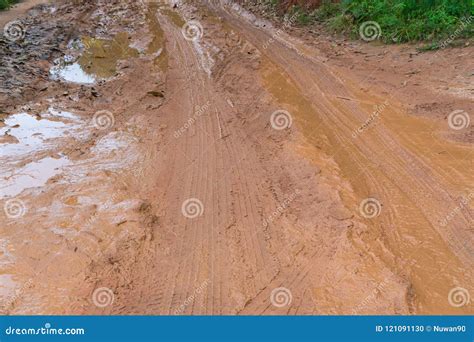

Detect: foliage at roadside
[276, 0, 473, 44]
[0, 0, 19, 11]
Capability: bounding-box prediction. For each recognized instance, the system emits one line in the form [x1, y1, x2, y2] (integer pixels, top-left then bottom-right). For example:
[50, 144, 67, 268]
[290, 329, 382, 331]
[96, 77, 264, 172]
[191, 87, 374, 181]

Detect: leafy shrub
[288, 5, 313, 25]
[345, 0, 472, 42]
[274, 0, 473, 43]
[313, 0, 342, 21]
[328, 13, 353, 33]
[0, 0, 18, 10]
[0, 0, 9, 10]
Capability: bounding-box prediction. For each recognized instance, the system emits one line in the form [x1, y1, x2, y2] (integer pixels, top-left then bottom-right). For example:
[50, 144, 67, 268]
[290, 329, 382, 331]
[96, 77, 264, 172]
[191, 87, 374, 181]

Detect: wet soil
[0, 0, 472, 315]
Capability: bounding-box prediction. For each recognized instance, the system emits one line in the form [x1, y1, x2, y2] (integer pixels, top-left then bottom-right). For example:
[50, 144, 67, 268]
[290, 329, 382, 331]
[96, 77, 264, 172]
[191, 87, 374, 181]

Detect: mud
[0, 0, 472, 315]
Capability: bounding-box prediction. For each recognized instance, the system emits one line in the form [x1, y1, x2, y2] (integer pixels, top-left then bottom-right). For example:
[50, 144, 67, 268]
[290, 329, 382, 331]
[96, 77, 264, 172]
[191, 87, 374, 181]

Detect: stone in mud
[147, 90, 164, 98]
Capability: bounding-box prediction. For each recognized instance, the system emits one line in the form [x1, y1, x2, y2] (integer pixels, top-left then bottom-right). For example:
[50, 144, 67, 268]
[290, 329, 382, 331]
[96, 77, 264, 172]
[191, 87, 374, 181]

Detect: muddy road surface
[0, 0, 472, 315]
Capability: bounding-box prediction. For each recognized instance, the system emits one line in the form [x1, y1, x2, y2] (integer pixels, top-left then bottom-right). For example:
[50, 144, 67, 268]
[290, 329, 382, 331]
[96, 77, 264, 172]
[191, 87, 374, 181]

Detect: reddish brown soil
[0, 0, 472, 315]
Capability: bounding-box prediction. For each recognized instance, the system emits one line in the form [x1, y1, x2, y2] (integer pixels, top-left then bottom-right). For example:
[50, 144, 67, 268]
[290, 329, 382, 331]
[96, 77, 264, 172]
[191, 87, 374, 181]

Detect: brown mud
[0, 0, 472, 315]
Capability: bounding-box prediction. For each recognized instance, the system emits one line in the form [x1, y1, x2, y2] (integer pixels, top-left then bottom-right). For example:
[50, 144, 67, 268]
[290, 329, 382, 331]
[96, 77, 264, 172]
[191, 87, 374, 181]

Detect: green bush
[328, 13, 353, 33]
[0, 0, 18, 10]
[279, 0, 473, 44]
[313, 1, 343, 21]
[341, 0, 472, 42]
[288, 5, 313, 25]
[0, 0, 9, 10]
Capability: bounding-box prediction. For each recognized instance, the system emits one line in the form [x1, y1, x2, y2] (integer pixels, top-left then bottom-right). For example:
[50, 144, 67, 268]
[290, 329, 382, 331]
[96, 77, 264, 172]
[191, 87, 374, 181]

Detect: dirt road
[0, 0, 472, 315]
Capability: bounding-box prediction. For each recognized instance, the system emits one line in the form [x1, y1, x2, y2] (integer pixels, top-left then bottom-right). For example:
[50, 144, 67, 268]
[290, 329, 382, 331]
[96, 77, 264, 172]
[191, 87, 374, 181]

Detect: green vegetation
[285, 0, 473, 44]
[288, 5, 313, 25]
[0, 0, 19, 11]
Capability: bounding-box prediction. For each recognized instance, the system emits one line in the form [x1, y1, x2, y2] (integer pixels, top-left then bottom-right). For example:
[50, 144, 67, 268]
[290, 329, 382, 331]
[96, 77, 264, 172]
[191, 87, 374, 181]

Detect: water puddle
[0, 156, 70, 199]
[159, 6, 185, 28]
[79, 33, 139, 79]
[147, 2, 168, 70]
[50, 62, 96, 84]
[0, 110, 80, 158]
[50, 32, 139, 84]
[0, 108, 82, 198]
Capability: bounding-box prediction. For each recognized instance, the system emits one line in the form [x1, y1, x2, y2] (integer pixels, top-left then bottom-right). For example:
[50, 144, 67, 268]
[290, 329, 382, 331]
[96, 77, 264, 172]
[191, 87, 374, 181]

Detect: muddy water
[0, 109, 145, 313]
[0, 109, 85, 199]
[0, 111, 78, 157]
[1, 156, 70, 199]
[159, 6, 185, 28]
[146, 2, 168, 70]
[50, 32, 139, 84]
[80, 32, 138, 79]
[260, 59, 472, 314]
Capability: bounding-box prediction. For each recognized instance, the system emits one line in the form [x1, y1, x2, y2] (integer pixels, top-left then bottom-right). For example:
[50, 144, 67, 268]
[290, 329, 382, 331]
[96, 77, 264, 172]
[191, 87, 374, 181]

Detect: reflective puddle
[50, 62, 96, 84]
[0, 110, 80, 158]
[50, 33, 139, 84]
[0, 156, 70, 199]
[0, 108, 81, 198]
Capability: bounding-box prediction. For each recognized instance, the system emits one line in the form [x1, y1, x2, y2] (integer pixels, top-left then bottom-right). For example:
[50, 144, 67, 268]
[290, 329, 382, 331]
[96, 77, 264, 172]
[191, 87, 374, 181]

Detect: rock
[147, 90, 164, 98]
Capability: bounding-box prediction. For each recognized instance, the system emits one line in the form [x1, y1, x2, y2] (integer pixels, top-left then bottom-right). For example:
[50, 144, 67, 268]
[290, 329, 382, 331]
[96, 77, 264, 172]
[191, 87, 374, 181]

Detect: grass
[0, 0, 19, 11]
[278, 0, 473, 44]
